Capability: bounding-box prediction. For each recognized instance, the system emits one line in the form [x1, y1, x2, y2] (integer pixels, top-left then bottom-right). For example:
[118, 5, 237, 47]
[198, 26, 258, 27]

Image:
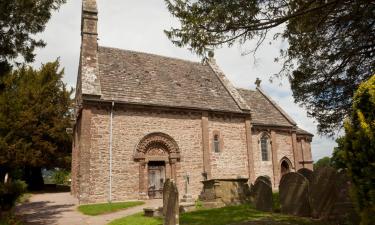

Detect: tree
[313, 156, 331, 170]
[164, 0, 375, 136]
[331, 137, 347, 170]
[0, 61, 72, 190]
[340, 75, 374, 225]
[0, 0, 66, 75]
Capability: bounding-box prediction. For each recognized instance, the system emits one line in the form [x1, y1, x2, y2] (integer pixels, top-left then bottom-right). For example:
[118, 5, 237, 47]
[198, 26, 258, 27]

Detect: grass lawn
[108, 204, 329, 225]
[78, 201, 145, 216]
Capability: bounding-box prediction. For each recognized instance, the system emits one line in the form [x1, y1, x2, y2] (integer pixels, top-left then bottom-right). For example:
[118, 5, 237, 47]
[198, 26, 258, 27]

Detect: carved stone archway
[134, 132, 180, 199]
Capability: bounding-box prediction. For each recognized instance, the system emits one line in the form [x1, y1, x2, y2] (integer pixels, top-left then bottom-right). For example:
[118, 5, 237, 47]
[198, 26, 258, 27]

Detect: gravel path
[15, 192, 162, 225]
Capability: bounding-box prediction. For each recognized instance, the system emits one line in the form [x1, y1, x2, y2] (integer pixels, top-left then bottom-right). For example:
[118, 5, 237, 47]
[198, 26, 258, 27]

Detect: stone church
[71, 0, 314, 204]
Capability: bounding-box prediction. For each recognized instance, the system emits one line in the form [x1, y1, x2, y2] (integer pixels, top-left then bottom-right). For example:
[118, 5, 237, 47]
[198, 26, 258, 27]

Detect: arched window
[260, 135, 269, 161]
[213, 134, 220, 153]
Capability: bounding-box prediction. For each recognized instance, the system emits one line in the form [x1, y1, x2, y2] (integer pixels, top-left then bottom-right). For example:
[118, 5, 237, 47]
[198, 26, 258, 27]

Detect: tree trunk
[23, 166, 44, 191]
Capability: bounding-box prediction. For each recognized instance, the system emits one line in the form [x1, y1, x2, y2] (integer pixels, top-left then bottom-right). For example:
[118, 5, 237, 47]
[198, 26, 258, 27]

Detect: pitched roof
[97, 46, 244, 113]
[296, 128, 314, 136]
[237, 88, 295, 127]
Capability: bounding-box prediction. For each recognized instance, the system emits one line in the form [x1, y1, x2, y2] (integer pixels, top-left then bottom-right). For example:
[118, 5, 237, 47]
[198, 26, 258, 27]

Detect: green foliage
[51, 169, 70, 185]
[272, 192, 280, 212]
[0, 180, 27, 211]
[341, 75, 375, 225]
[165, 0, 375, 136]
[195, 199, 203, 209]
[0, 211, 23, 225]
[313, 157, 332, 170]
[78, 201, 145, 216]
[331, 137, 347, 170]
[0, 0, 66, 74]
[109, 204, 329, 225]
[109, 212, 162, 225]
[0, 61, 73, 188]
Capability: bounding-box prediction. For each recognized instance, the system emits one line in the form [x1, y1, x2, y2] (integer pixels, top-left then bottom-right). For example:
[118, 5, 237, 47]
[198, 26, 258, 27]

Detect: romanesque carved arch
[134, 132, 181, 161]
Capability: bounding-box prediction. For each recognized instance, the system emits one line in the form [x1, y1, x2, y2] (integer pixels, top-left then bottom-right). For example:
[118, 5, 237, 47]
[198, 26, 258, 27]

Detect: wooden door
[148, 162, 165, 199]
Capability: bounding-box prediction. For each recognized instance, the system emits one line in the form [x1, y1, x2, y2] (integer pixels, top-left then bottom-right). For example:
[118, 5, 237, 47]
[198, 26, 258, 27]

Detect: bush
[0, 180, 27, 211]
[341, 75, 375, 225]
[52, 169, 70, 185]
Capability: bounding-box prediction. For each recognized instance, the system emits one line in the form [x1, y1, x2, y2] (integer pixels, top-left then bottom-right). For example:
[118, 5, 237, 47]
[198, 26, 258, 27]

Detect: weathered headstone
[252, 177, 273, 212]
[163, 179, 171, 216]
[328, 171, 359, 224]
[279, 172, 310, 216]
[163, 180, 179, 225]
[256, 176, 272, 187]
[309, 167, 337, 219]
[297, 168, 314, 183]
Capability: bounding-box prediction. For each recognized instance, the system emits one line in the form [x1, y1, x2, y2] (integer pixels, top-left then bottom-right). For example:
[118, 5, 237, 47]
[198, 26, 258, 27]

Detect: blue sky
[32, 0, 338, 160]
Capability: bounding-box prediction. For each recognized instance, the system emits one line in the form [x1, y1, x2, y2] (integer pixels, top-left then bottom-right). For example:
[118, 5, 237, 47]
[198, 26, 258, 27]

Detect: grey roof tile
[237, 88, 294, 127]
[97, 46, 243, 113]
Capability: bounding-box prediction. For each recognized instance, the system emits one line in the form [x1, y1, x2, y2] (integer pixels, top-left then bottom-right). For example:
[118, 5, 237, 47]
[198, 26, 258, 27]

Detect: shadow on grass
[180, 205, 328, 225]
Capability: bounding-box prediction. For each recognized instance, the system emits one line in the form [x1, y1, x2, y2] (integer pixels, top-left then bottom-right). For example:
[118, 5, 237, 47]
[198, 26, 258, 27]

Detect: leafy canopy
[313, 156, 331, 170]
[165, 0, 375, 135]
[0, 0, 66, 73]
[0, 61, 73, 170]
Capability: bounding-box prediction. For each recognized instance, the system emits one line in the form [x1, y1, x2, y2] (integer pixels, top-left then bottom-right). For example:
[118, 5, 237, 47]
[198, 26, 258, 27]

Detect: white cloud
[32, 0, 337, 160]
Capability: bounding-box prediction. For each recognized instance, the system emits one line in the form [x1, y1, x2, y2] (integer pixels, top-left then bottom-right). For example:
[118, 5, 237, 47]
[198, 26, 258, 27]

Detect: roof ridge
[99, 45, 205, 66]
[255, 87, 297, 126]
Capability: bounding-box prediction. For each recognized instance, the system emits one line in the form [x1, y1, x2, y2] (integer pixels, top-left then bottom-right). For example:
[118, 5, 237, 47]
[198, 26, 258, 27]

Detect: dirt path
[15, 192, 162, 225]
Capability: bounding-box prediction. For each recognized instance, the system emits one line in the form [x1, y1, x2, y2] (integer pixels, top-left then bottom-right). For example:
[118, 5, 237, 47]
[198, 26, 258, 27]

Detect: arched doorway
[134, 132, 180, 199]
[280, 158, 292, 177]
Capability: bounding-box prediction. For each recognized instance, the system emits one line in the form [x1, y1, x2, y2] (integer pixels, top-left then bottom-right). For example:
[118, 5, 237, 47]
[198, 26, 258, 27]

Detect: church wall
[251, 130, 274, 184]
[111, 108, 204, 201]
[297, 138, 313, 170]
[208, 116, 249, 179]
[274, 131, 295, 187]
[80, 106, 206, 202]
[251, 129, 295, 188]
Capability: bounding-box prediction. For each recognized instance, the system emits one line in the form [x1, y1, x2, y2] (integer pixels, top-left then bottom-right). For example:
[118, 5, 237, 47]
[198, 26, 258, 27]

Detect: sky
[32, 0, 338, 161]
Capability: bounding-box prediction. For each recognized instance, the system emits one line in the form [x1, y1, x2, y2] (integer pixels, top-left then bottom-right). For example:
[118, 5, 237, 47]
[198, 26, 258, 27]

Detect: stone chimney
[79, 0, 101, 97]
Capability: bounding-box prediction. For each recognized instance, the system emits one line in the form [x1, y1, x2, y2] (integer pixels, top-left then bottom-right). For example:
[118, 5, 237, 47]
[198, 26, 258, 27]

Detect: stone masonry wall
[79, 106, 206, 203]
[275, 131, 295, 186]
[251, 130, 274, 183]
[208, 116, 249, 179]
[251, 129, 295, 188]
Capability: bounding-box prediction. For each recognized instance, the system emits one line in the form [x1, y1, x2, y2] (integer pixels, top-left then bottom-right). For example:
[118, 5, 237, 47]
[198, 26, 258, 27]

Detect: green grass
[109, 212, 162, 225]
[78, 201, 145, 216]
[108, 204, 330, 225]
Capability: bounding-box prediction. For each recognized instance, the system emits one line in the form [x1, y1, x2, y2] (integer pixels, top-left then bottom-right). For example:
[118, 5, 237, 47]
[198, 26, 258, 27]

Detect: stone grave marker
[252, 176, 273, 212]
[279, 172, 310, 216]
[297, 168, 314, 183]
[163, 179, 171, 216]
[256, 176, 272, 187]
[328, 170, 359, 224]
[309, 167, 337, 219]
[164, 180, 179, 225]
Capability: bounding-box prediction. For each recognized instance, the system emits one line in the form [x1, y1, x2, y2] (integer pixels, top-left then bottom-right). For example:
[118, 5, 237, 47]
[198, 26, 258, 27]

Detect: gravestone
[163, 179, 171, 216]
[252, 177, 273, 212]
[297, 168, 314, 183]
[309, 167, 337, 219]
[164, 180, 179, 225]
[256, 176, 272, 187]
[279, 172, 310, 216]
[328, 171, 359, 224]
